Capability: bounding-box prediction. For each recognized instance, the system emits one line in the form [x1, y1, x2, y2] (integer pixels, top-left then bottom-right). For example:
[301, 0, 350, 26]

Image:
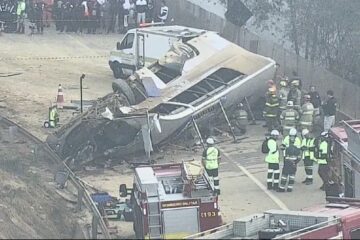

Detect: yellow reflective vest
[317, 140, 328, 165]
[204, 147, 219, 170]
[301, 137, 316, 161]
[265, 138, 280, 164]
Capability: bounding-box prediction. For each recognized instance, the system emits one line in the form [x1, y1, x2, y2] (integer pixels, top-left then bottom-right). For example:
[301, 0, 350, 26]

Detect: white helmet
[289, 128, 297, 136]
[271, 130, 280, 136]
[302, 129, 309, 136]
[206, 137, 215, 145]
[321, 131, 328, 137]
[287, 101, 294, 107]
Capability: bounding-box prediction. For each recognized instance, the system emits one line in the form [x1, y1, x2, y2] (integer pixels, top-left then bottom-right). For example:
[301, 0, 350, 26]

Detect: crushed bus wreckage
[46, 28, 277, 167]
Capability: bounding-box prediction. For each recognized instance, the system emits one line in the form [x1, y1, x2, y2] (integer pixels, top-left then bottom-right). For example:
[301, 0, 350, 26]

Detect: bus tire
[112, 79, 136, 105]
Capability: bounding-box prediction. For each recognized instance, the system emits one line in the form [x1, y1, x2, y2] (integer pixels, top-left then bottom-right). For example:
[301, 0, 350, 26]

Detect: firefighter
[317, 131, 330, 191]
[263, 87, 279, 132]
[278, 128, 301, 192]
[322, 90, 337, 132]
[301, 129, 316, 185]
[280, 101, 299, 137]
[49, 105, 59, 128]
[264, 129, 280, 190]
[232, 103, 248, 136]
[299, 95, 314, 132]
[287, 79, 302, 111]
[308, 85, 321, 124]
[278, 77, 289, 112]
[202, 137, 221, 195]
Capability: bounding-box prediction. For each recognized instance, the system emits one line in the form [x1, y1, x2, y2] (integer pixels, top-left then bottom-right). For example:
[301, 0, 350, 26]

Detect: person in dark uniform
[107, 0, 117, 33]
[322, 90, 337, 132]
[34, 2, 44, 34]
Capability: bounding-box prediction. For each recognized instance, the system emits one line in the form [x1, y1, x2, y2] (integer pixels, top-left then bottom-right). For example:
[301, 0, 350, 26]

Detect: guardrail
[184, 223, 233, 239]
[0, 115, 111, 239]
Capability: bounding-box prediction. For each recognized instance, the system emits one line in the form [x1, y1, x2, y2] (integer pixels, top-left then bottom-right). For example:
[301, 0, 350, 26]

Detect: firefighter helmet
[304, 94, 311, 101]
[321, 131, 328, 137]
[267, 79, 275, 86]
[291, 79, 300, 86]
[280, 80, 288, 87]
[287, 101, 294, 107]
[271, 130, 280, 136]
[289, 128, 297, 136]
[206, 137, 215, 145]
[302, 129, 309, 136]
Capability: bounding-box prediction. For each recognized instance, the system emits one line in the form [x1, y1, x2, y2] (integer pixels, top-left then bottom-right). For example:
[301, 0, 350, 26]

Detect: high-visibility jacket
[264, 93, 279, 118]
[278, 87, 289, 110]
[301, 137, 316, 161]
[299, 102, 314, 127]
[280, 108, 299, 129]
[204, 147, 219, 170]
[317, 140, 328, 165]
[283, 135, 301, 148]
[265, 138, 280, 164]
[17, 0, 25, 15]
[49, 108, 56, 121]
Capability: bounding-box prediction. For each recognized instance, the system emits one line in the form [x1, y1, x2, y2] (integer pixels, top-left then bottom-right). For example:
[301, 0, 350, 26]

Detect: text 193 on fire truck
[119, 160, 222, 239]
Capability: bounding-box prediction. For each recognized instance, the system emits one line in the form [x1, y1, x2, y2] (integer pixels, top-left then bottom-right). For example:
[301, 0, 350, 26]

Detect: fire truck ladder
[147, 197, 163, 239]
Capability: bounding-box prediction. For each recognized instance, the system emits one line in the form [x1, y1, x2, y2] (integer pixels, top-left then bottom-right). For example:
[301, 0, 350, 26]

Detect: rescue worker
[280, 101, 299, 137]
[278, 128, 301, 192]
[322, 90, 337, 132]
[263, 87, 279, 132]
[301, 129, 316, 185]
[202, 137, 221, 195]
[299, 95, 314, 132]
[16, 0, 25, 34]
[278, 77, 289, 112]
[265, 129, 280, 190]
[232, 103, 248, 136]
[49, 105, 59, 128]
[267, 79, 276, 92]
[308, 85, 321, 123]
[317, 131, 330, 191]
[287, 79, 302, 111]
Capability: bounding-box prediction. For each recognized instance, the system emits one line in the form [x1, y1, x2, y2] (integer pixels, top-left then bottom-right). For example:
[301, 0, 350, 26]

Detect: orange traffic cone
[56, 84, 64, 109]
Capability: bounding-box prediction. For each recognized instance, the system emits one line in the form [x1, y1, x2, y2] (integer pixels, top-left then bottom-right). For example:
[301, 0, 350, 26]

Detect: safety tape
[0, 55, 109, 61]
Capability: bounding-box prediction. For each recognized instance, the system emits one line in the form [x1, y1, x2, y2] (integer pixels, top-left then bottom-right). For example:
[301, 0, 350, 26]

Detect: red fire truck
[119, 160, 222, 239]
[185, 197, 360, 239]
[329, 120, 360, 198]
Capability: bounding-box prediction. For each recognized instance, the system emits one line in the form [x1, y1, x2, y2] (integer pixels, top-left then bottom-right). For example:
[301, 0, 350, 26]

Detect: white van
[108, 25, 208, 78]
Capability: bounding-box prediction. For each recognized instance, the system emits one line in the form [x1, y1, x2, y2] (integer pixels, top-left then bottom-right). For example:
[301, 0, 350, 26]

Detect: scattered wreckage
[46, 28, 277, 167]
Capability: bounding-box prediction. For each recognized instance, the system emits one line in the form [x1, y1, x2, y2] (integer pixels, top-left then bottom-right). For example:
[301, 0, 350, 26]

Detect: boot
[305, 180, 313, 185]
[277, 188, 285, 193]
[267, 183, 273, 190]
[286, 188, 293, 192]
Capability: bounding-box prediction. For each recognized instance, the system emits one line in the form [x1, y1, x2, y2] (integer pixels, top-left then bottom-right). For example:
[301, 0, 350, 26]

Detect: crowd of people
[262, 77, 338, 194]
[0, 0, 169, 34]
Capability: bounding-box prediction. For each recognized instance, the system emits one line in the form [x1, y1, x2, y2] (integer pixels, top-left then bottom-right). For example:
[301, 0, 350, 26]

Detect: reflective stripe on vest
[317, 141, 328, 164]
[302, 138, 315, 160]
[206, 147, 219, 170]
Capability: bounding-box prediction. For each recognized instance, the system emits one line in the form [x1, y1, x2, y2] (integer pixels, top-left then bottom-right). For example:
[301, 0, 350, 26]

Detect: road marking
[220, 149, 289, 211]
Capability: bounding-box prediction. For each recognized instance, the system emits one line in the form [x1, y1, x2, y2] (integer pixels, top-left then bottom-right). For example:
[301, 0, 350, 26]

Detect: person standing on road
[231, 103, 248, 136]
[278, 128, 301, 192]
[299, 95, 314, 132]
[16, 0, 26, 34]
[287, 79, 302, 112]
[135, 0, 146, 25]
[264, 130, 280, 191]
[316, 131, 330, 191]
[280, 101, 299, 137]
[301, 129, 316, 185]
[308, 85, 321, 124]
[34, 2, 44, 34]
[322, 90, 337, 132]
[157, 0, 168, 23]
[117, 0, 124, 33]
[107, 0, 117, 33]
[202, 137, 221, 195]
[263, 87, 279, 132]
[278, 77, 290, 113]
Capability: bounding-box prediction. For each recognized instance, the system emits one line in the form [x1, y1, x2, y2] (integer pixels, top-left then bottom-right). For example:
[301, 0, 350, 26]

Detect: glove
[301, 146, 307, 151]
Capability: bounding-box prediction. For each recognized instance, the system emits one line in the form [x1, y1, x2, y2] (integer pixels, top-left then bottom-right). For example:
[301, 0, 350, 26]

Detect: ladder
[147, 199, 162, 239]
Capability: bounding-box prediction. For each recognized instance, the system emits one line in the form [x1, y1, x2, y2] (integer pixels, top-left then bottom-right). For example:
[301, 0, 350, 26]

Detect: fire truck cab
[329, 120, 360, 198]
[120, 160, 222, 239]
